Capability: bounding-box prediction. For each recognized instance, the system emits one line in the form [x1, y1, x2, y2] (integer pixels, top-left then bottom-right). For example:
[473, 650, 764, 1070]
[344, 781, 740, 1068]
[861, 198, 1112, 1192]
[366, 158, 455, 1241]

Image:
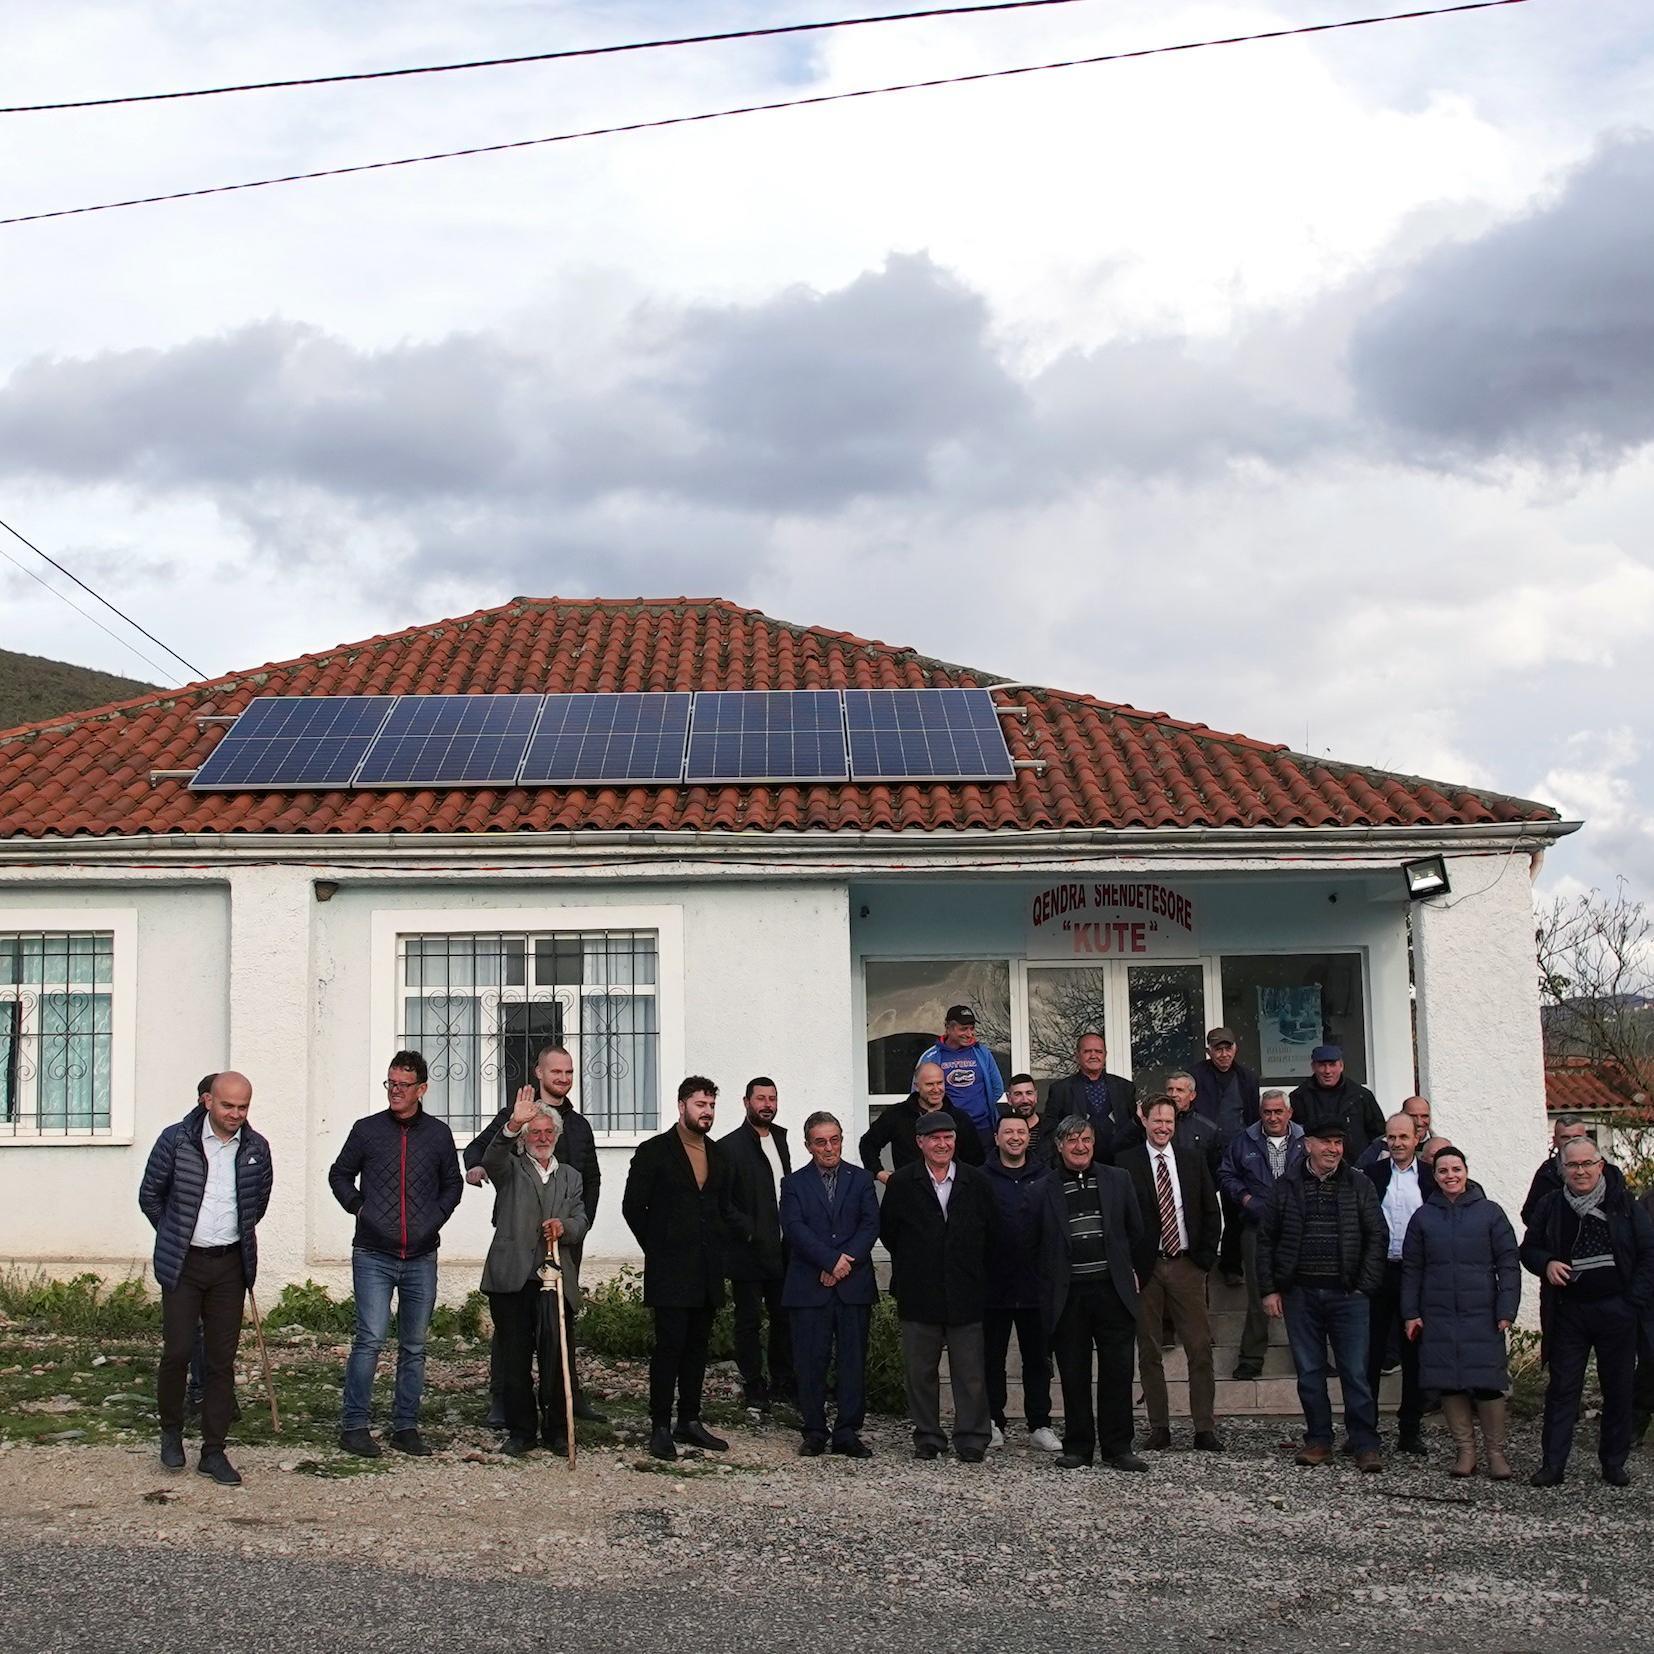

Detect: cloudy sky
[4, 0, 1652, 901]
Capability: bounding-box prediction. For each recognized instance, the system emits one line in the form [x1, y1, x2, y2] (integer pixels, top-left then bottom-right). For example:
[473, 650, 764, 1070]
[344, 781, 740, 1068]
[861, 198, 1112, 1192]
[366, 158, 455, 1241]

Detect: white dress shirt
[191, 1118, 242, 1246]
[927, 1159, 958, 1217]
[1151, 1144, 1190, 1254]
[1381, 1160, 1424, 1259]
[529, 1152, 559, 1185]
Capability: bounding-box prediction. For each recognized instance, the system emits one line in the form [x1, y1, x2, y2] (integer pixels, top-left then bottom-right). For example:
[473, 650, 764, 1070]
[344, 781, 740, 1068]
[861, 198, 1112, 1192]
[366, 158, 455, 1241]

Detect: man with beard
[720, 1076, 796, 1412]
[998, 1071, 1058, 1167]
[623, 1076, 744, 1460]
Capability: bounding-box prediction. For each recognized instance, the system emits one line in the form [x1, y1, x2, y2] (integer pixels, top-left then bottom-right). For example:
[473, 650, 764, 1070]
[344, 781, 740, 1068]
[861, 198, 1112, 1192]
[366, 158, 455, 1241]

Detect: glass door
[1124, 962, 1208, 1092]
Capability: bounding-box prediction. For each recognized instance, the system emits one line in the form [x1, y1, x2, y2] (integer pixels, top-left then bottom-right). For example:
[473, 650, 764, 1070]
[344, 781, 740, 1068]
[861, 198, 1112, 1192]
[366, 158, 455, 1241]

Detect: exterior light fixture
[1402, 856, 1451, 901]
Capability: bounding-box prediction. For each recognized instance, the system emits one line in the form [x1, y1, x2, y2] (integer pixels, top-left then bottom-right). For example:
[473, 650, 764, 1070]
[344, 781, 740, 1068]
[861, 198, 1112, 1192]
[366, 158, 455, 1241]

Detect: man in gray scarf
[1520, 1138, 1654, 1488]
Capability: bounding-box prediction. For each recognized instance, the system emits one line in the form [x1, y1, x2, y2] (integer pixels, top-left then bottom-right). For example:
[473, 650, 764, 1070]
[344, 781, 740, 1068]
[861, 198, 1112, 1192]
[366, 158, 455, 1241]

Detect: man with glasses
[1521, 1137, 1654, 1487]
[328, 1050, 463, 1458]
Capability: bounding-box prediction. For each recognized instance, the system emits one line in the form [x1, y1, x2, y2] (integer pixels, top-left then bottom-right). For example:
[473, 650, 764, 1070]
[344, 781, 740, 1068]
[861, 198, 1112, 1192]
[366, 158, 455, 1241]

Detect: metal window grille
[0, 931, 115, 1136]
[398, 930, 659, 1136]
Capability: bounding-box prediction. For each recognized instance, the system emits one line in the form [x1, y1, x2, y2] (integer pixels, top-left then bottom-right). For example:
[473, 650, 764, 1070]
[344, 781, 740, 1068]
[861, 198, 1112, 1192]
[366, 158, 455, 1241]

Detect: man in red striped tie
[1119, 1095, 1224, 1451]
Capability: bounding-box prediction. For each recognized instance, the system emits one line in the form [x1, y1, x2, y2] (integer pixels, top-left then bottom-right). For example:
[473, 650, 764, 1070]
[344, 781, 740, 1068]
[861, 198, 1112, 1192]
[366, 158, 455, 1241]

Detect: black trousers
[1218, 1189, 1245, 1273]
[490, 1295, 587, 1411]
[1542, 1292, 1638, 1473]
[984, 1306, 1052, 1429]
[1052, 1275, 1136, 1462]
[1635, 1307, 1654, 1417]
[488, 1281, 568, 1442]
[650, 1306, 715, 1429]
[158, 1245, 245, 1450]
[1367, 1260, 1424, 1434]
[790, 1299, 870, 1444]
[731, 1276, 794, 1400]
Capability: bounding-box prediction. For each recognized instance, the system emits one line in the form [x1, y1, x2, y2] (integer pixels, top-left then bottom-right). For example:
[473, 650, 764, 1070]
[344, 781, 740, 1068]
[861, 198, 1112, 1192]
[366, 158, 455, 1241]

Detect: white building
[0, 596, 1576, 1295]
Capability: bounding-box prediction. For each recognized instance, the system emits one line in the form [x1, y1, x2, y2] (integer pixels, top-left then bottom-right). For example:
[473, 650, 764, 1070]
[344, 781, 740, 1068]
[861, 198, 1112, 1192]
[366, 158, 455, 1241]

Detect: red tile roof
[0, 596, 1562, 841]
[1545, 1057, 1652, 1117]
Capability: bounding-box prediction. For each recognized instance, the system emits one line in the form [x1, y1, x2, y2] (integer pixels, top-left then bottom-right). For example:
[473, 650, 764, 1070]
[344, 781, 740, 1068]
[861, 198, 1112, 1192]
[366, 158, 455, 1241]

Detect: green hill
[0, 648, 159, 733]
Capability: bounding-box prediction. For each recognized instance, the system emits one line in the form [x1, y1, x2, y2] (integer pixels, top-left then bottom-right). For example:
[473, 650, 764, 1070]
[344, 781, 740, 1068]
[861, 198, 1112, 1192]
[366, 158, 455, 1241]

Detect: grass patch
[0, 1270, 158, 1337]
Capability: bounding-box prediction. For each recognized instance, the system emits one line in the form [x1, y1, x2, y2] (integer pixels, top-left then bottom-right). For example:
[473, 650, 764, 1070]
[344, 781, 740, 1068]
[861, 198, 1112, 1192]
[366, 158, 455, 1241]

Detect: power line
[0, 540, 184, 687]
[9, 0, 1101, 114]
[0, 0, 1531, 228]
[0, 515, 207, 680]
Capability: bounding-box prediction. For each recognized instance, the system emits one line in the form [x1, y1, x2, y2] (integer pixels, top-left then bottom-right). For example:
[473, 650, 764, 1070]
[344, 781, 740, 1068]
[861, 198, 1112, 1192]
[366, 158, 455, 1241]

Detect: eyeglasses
[1565, 1158, 1603, 1171]
[383, 1079, 423, 1093]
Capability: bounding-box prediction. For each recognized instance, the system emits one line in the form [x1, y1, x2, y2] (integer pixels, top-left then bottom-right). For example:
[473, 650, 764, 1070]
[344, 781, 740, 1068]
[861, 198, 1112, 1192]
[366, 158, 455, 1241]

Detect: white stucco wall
[1413, 852, 1549, 1232]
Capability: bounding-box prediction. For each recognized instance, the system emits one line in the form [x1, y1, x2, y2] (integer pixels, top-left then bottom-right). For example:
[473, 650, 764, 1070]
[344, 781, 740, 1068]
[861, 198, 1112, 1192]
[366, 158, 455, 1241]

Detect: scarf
[1564, 1177, 1607, 1220]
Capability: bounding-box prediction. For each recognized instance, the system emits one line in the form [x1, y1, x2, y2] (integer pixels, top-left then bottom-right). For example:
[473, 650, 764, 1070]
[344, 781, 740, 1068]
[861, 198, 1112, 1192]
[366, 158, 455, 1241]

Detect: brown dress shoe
[1295, 1444, 1332, 1466]
[1355, 1450, 1384, 1473]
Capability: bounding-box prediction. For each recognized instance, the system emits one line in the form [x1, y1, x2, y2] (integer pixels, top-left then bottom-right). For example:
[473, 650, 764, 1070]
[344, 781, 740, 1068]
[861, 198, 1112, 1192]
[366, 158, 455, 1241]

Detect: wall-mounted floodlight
[1402, 856, 1451, 901]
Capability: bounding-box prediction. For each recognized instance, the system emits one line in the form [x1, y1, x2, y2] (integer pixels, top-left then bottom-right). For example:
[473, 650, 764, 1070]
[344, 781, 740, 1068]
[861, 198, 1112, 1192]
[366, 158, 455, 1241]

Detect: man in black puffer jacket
[328, 1050, 462, 1458]
[139, 1071, 273, 1486]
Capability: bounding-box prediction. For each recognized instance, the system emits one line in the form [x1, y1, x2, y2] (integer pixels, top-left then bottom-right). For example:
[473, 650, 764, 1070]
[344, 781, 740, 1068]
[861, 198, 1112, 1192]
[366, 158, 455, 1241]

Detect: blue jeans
[343, 1248, 438, 1432]
[1283, 1284, 1378, 1452]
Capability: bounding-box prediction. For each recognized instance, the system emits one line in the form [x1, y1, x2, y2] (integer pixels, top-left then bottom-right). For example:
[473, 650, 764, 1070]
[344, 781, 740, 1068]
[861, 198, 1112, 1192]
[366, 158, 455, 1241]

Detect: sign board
[1258, 985, 1323, 1073]
[1026, 881, 1197, 960]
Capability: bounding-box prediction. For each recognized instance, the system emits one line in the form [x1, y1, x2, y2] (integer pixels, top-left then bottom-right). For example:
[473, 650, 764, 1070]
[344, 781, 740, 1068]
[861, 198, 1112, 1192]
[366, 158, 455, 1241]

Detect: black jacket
[1119, 1141, 1222, 1272]
[858, 1095, 984, 1175]
[1521, 1157, 1563, 1228]
[1257, 1161, 1386, 1297]
[1520, 1164, 1654, 1319]
[465, 1098, 601, 1228]
[981, 1156, 1059, 1310]
[1046, 1070, 1136, 1150]
[327, 1106, 462, 1260]
[622, 1128, 744, 1309]
[1192, 1057, 1261, 1138]
[718, 1120, 792, 1281]
[1042, 1161, 1153, 1332]
[138, 1105, 274, 1291]
[1287, 1076, 1387, 1160]
[878, 1159, 993, 1325]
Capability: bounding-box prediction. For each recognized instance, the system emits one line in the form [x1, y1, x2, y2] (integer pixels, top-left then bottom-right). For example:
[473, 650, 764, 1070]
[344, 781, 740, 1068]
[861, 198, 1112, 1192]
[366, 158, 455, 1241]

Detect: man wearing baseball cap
[1256, 1117, 1388, 1471]
[1194, 1029, 1261, 1284]
[1288, 1045, 1387, 1162]
[912, 1005, 1005, 1154]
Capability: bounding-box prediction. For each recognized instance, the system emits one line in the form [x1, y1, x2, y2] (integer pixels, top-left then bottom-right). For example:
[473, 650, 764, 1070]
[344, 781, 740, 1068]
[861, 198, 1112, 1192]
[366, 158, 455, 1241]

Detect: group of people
[136, 1011, 1654, 1491]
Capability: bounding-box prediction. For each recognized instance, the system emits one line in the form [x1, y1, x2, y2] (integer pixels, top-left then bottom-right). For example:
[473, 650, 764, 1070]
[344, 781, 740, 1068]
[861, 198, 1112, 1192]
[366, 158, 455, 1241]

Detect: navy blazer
[778, 1161, 880, 1309]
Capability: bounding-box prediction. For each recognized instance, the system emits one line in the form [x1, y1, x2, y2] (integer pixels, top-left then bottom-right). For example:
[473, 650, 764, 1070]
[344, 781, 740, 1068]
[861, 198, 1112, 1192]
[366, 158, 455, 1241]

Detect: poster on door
[1257, 985, 1323, 1073]
[1026, 881, 1197, 960]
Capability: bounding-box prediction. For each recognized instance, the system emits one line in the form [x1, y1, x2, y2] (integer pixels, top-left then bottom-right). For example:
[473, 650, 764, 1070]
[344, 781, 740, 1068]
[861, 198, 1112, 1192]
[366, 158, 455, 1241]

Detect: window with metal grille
[1, 931, 115, 1136]
[397, 930, 659, 1136]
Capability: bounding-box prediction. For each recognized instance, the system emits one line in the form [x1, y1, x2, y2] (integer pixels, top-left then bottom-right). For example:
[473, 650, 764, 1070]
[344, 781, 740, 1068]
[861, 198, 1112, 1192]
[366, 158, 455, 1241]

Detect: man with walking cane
[482, 1093, 588, 1457]
[139, 1070, 273, 1486]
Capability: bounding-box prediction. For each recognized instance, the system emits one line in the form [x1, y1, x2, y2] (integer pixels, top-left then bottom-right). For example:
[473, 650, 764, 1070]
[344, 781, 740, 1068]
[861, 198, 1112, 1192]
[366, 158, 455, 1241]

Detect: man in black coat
[1193, 1027, 1260, 1281]
[1042, 1112, 1154, 1472]
[1119, 1096, 1223, 1451]
[719, 1076, 795, 1411]
[1258, 1120, 1387, 1470]
[858, 1060, 983, 1182]
[622, 1075, 747, 1461]
[1521, 1140, 1654, 1487]
[1520, 1115, 1591, 1226]
[464, 1042, 605, 1424]
[1288, 1045, 1386, 1161]
[1045, 1032, 1135, 1157]
[878, 1111, 994, 1462]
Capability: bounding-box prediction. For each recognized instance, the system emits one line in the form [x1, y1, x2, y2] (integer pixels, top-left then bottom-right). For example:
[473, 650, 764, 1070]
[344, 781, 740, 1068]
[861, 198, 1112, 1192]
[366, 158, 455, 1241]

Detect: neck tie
[1156, 1151, 1181, 1257]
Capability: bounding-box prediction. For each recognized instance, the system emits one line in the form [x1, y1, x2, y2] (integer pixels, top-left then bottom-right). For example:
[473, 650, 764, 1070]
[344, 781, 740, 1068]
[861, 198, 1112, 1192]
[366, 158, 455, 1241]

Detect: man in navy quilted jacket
[328, 1050, 463, 1458]
[139, 1070, 273, 1486]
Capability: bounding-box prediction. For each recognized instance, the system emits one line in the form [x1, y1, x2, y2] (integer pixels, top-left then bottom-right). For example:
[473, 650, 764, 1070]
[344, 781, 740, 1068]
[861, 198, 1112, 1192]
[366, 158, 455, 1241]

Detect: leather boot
[1476, 1396, 1513, 1481]
[1441, 1393, 1477, 1477]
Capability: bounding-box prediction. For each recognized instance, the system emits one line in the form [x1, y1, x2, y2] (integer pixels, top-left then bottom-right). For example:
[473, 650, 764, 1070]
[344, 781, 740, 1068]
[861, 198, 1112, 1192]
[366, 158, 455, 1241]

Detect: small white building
[0, 596, 1576, 1295]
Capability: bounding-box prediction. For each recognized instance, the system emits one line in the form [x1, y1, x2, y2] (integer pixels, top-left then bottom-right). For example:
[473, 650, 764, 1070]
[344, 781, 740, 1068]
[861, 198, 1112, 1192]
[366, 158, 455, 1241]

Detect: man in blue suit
[779, 1110, 881, 1459]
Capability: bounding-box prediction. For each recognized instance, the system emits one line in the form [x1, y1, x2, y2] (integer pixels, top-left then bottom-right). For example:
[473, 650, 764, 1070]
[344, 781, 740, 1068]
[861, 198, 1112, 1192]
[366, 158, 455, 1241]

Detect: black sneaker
[159, 1429, 185, 1471]
[913, 1443, 941, 1461]
[338, 1428, 382, 1458]
[1231, 1363, 1263, 1381]
[1602, 1464, 1632, 1488]
[500, 1435, 536, 1458]
[648, 1427, 677, 1461]
[673, 1421, 728, 1452]
[389, 1428, 432, 1457]
[1144, 1426, 1172, 1451]
[1192, 1431, 1223, 1452]
[956, 1446, 986, 1464]
[1106, 1452, 1151, 1473]
[1054, 1453, 1091, 1470]
[1397, 1432, 1429, 1457]
[1529, 1464, 1565, 1488]
[798, 1436, 827, 1457]
[197, 1450, 242, 1486]
[831, 1437, 873, 1459]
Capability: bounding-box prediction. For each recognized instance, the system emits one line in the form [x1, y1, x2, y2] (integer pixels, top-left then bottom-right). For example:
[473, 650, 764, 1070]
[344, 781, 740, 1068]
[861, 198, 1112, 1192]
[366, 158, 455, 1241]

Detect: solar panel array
[187, 688, 1015, 791]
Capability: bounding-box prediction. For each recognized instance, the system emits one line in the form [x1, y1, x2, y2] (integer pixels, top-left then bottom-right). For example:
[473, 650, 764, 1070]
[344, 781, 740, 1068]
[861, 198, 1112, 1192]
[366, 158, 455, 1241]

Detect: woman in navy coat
[1402, 1146, 1521, 1480]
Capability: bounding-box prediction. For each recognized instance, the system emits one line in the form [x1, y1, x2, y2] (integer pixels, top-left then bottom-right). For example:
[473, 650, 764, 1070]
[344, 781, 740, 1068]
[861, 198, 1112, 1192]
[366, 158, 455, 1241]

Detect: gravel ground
[1, 1412, 1649, 1652]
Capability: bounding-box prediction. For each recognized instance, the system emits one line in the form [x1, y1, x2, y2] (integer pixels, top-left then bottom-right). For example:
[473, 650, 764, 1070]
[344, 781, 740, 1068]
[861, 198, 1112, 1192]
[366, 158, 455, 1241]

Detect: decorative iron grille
[1, 932, 114, 1135]
[397, 929, 658, 1136]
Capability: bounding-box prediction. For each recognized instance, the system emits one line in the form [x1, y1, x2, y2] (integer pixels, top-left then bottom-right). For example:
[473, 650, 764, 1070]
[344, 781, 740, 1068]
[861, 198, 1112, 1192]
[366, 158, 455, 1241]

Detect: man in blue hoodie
[913, 1005, 1004, 1151]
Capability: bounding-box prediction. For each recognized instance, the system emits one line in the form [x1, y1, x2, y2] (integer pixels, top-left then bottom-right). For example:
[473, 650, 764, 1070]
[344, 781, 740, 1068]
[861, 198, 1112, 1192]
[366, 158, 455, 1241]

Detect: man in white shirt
[1360, 1112, 1434, 1455]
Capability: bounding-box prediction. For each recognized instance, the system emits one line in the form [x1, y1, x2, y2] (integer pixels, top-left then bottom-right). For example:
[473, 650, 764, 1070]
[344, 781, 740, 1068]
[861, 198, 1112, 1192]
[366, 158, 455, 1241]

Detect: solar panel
[354, 694, 544, 788]
[519, 693, 692, 785]
[188, 695, 398, 791]
[685, 691, 849, 784]
[844, 687, 1015, 782]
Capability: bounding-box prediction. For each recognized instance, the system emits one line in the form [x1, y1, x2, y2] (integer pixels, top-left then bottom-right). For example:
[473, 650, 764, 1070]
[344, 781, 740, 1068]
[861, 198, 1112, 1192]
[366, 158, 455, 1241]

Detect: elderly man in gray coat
[482, 1094, 589, 1456]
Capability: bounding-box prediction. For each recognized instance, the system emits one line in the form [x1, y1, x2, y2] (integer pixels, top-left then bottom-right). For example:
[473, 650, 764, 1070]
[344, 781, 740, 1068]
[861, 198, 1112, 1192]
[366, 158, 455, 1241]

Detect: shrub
[430, 1291, 488, 1340]
[579, 1268, 654, 1359]
[1507, 1327, 1545, 1418]
[0, 1269, 158, 1336]
[264, 1279, 356, 1336]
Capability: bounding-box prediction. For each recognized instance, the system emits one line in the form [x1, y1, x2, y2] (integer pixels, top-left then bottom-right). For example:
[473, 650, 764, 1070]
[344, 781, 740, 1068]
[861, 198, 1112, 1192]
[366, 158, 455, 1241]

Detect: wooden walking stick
[245, 1284, 280, 1433]
[541, 1236, 577, 1469]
